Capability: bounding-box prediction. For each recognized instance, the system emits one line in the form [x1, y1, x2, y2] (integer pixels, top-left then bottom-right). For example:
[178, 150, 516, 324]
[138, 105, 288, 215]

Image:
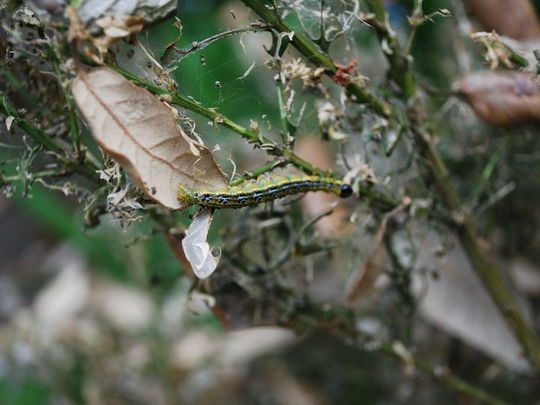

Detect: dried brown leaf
[457, 71, 540, 125]
[72, 67, 227, 209]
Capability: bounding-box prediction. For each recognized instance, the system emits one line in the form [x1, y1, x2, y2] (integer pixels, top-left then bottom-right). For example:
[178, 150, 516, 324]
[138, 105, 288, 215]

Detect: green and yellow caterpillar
[178, 175, 353, 209]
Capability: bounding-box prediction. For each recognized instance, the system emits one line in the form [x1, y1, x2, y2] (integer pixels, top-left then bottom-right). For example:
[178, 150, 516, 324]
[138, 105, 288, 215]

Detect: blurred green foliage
[0, 377, 51, 405]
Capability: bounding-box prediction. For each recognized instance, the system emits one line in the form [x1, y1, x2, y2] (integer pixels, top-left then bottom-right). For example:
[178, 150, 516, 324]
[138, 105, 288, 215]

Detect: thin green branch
[240, 0, 394, 118]
[365, 0, 416, 100]
[172, 25, 266, 59]
[509, 52, 530, 69]
[229, 157, 288, 186]
[0, 169, 67, 185]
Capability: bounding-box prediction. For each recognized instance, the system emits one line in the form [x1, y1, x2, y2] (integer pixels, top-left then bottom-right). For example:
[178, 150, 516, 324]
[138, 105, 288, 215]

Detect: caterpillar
[177, 175, 353, 209]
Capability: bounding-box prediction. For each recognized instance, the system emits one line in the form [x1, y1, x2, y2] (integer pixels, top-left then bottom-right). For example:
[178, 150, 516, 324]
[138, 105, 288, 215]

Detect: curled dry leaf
[465, 0, 540, 40]
[72, 67, 227, 209]
[457, 71, 540, 125]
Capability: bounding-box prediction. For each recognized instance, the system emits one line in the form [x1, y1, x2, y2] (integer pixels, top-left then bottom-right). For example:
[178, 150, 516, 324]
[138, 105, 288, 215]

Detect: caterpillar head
[339, 184, 353, 198]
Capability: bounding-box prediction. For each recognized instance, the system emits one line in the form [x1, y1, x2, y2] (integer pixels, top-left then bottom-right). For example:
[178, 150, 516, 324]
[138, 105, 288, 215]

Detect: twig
[364, 1, 416, 99]
[172, 25, 266, 59]
[229, 157, 288, 186]
[0, 169, 70, 185]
